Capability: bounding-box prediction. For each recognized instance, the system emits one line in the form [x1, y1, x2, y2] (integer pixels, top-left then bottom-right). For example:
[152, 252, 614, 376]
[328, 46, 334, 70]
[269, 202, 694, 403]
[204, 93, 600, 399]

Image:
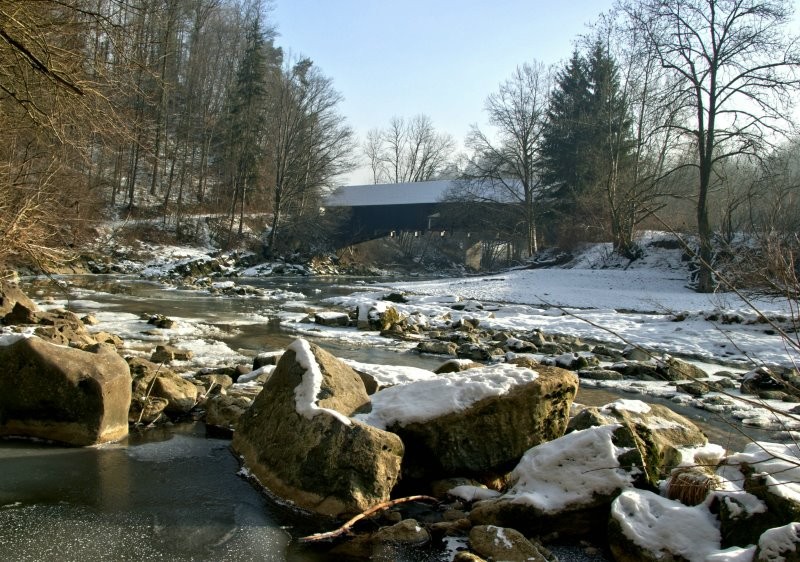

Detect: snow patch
[604, 399, 651, 414]
[758, 523, 800, 561]
[507, 425, 638, 513]
[289, 338, 352, 426]
[611, 489, 721, 561]
[447, 485, 502, 502]
[355, 363, 537, 430]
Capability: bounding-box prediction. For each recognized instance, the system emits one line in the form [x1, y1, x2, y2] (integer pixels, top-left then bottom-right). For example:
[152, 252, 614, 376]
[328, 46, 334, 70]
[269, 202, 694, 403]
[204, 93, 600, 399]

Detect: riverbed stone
[390, 365, 578, 482]
[417, 340, 458, 356]
[0, 281, 38, 319]
[314, 311, 350, 327]
[469, 525, 550, 562]
[128, 396, 169, 424]
[566, 399, 707, 486]
[656, 356, 707, 381]
[469, 425, 646, 542]
[128, 357, 199, 416]
[3, 301, 40, 325]
[232, 339, 404, 517]
[205, 394, 252, 432]
[715, 443, 800, 549]
[0, 336, 131, 445]
[755, 523, 800, 562]
[150, 344, 194, 364]
[609, 489, 729, 562]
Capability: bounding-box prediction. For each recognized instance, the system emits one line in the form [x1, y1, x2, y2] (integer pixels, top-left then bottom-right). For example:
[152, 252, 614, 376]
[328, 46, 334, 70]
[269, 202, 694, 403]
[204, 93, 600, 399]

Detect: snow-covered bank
[346, 246, 798, 368]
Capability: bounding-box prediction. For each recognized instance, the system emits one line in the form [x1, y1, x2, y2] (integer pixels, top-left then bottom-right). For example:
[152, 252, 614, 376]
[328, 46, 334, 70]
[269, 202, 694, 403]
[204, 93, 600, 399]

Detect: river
[0, 274, 773, 561]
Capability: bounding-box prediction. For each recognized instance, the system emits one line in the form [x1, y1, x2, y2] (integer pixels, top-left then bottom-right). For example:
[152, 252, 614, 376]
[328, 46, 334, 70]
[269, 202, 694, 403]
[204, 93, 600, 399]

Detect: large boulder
[469, 424, 647, 541]
[567, 399, 707, 486]
[357, 364, 578, 482]
[232, 338, 404, 517]
[0, 337, 131, 445]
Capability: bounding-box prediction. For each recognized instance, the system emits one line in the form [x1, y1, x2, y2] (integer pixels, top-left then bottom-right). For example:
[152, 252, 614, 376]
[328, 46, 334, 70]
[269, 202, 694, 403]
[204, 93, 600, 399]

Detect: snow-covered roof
[325, 179, 529, 207]
[325, 181, 457, 207]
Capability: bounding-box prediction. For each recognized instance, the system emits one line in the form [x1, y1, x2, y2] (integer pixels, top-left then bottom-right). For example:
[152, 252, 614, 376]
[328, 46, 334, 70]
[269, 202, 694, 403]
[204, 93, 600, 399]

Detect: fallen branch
[298, 495, 438, 543]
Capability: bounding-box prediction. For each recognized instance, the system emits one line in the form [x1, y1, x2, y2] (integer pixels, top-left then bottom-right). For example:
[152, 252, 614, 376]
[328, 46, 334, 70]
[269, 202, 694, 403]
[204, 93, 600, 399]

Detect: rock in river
[232, 338, 403, 517]
[0, 336, 131, 446]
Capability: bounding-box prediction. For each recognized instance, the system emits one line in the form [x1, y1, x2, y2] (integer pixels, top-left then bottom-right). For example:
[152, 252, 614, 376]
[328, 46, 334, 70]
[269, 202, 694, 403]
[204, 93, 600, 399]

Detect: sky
[270, 0, 617, 184]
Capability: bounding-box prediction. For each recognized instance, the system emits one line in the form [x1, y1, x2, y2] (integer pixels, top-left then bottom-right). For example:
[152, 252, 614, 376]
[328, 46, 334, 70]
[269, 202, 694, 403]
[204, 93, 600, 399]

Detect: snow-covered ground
[328, 239, 798, 368]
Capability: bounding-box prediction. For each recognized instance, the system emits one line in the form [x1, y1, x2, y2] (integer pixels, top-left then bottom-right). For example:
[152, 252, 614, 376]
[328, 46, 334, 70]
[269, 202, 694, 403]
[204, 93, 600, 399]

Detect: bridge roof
[325, 180, 456, 207]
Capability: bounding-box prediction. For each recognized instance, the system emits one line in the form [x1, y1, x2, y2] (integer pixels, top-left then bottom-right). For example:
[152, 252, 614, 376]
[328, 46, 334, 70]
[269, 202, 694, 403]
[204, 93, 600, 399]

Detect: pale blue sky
[269, 1, 621, 183]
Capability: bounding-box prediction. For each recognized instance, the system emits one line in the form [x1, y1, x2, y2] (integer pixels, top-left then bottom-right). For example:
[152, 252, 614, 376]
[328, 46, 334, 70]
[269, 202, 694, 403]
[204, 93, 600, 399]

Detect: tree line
[1, 0, 799, 293]
[452, 0, 800, 293]
[0, 0, 353, 267]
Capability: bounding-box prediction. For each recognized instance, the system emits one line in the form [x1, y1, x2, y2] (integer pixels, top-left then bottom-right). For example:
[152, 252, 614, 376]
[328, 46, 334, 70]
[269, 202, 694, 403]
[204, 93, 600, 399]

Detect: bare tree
[588, 12, 689, 258]
[363, 114, 455, 184]
[0, 0, 125, 268]
[459, 61, 552, 257]
[264, 58, 355, 254]
[627, 0, 800, 292]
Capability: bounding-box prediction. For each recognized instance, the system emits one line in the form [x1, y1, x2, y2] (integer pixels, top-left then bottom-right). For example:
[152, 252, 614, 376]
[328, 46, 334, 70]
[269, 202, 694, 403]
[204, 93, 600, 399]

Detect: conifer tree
[222, 15, 281, 242]
[541, 50, 593, 218]
[542, 45, 634, 248]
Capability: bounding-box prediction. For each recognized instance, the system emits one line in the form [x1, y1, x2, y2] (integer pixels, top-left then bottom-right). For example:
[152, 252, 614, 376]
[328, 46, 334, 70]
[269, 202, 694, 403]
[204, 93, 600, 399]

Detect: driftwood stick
[298, 495, 438, 543]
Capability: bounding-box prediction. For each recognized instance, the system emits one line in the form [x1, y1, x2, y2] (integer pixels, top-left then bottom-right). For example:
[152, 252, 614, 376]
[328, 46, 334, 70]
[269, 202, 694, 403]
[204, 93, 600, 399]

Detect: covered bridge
[324, 180, 458, 243]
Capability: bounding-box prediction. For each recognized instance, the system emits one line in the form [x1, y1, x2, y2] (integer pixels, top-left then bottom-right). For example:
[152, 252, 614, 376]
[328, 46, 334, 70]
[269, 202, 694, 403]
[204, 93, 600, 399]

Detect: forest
[1, 0, 800, 295]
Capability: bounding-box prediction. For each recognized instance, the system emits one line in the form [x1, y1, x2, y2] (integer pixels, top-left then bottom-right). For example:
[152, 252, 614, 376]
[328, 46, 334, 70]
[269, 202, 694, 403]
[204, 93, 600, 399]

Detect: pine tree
[542, 45, 634, 248]
[223, 16, 281, 242]
[541, 49, 593, 217]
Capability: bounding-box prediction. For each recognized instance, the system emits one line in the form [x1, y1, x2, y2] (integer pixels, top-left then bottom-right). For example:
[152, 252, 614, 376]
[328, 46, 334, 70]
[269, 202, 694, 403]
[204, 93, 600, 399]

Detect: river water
[0, 275, 768, 561]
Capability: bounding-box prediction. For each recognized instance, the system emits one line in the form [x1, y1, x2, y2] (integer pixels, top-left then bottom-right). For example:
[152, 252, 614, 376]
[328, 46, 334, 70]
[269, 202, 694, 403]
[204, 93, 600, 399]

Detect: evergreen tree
[541, 50, 593, 216]
[223, 15, 281, 242]
[542, 44, 634, 248]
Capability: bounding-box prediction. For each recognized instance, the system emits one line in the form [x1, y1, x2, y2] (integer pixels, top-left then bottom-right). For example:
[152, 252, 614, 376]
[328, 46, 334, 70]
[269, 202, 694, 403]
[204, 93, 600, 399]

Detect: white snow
[721, 442, 800, 504]
[611, 489, 721, 562]
[604, 399, 652, 415]
[758, 523, 800, 561]
[313, 240, 797, 368]
[492, 526, 513, 549]
[0, 328, 34, 347]
[288, 338, 352, 426]
[355, 363, 538, 430]
[506, 425, 639, 513]
[447, 485, 502, 502]
[704, 546, 756, 561]
[342, 358, 439, 386]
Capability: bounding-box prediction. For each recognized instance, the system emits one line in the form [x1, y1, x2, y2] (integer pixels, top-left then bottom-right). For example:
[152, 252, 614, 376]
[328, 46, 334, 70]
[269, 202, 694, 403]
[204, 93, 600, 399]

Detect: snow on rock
[289, 338, 352, 426]
[354, 363, 538, 430]
[342, 358, 439, 387]
[447, 485, 502, 502]
[610, 489, 721, 562]
[721, 442, 800, 505]
[757, 522, 800, 561]
[604, 399, 652, 415]
[505, 424, 639, 514]
[705, 546, 757, 561]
